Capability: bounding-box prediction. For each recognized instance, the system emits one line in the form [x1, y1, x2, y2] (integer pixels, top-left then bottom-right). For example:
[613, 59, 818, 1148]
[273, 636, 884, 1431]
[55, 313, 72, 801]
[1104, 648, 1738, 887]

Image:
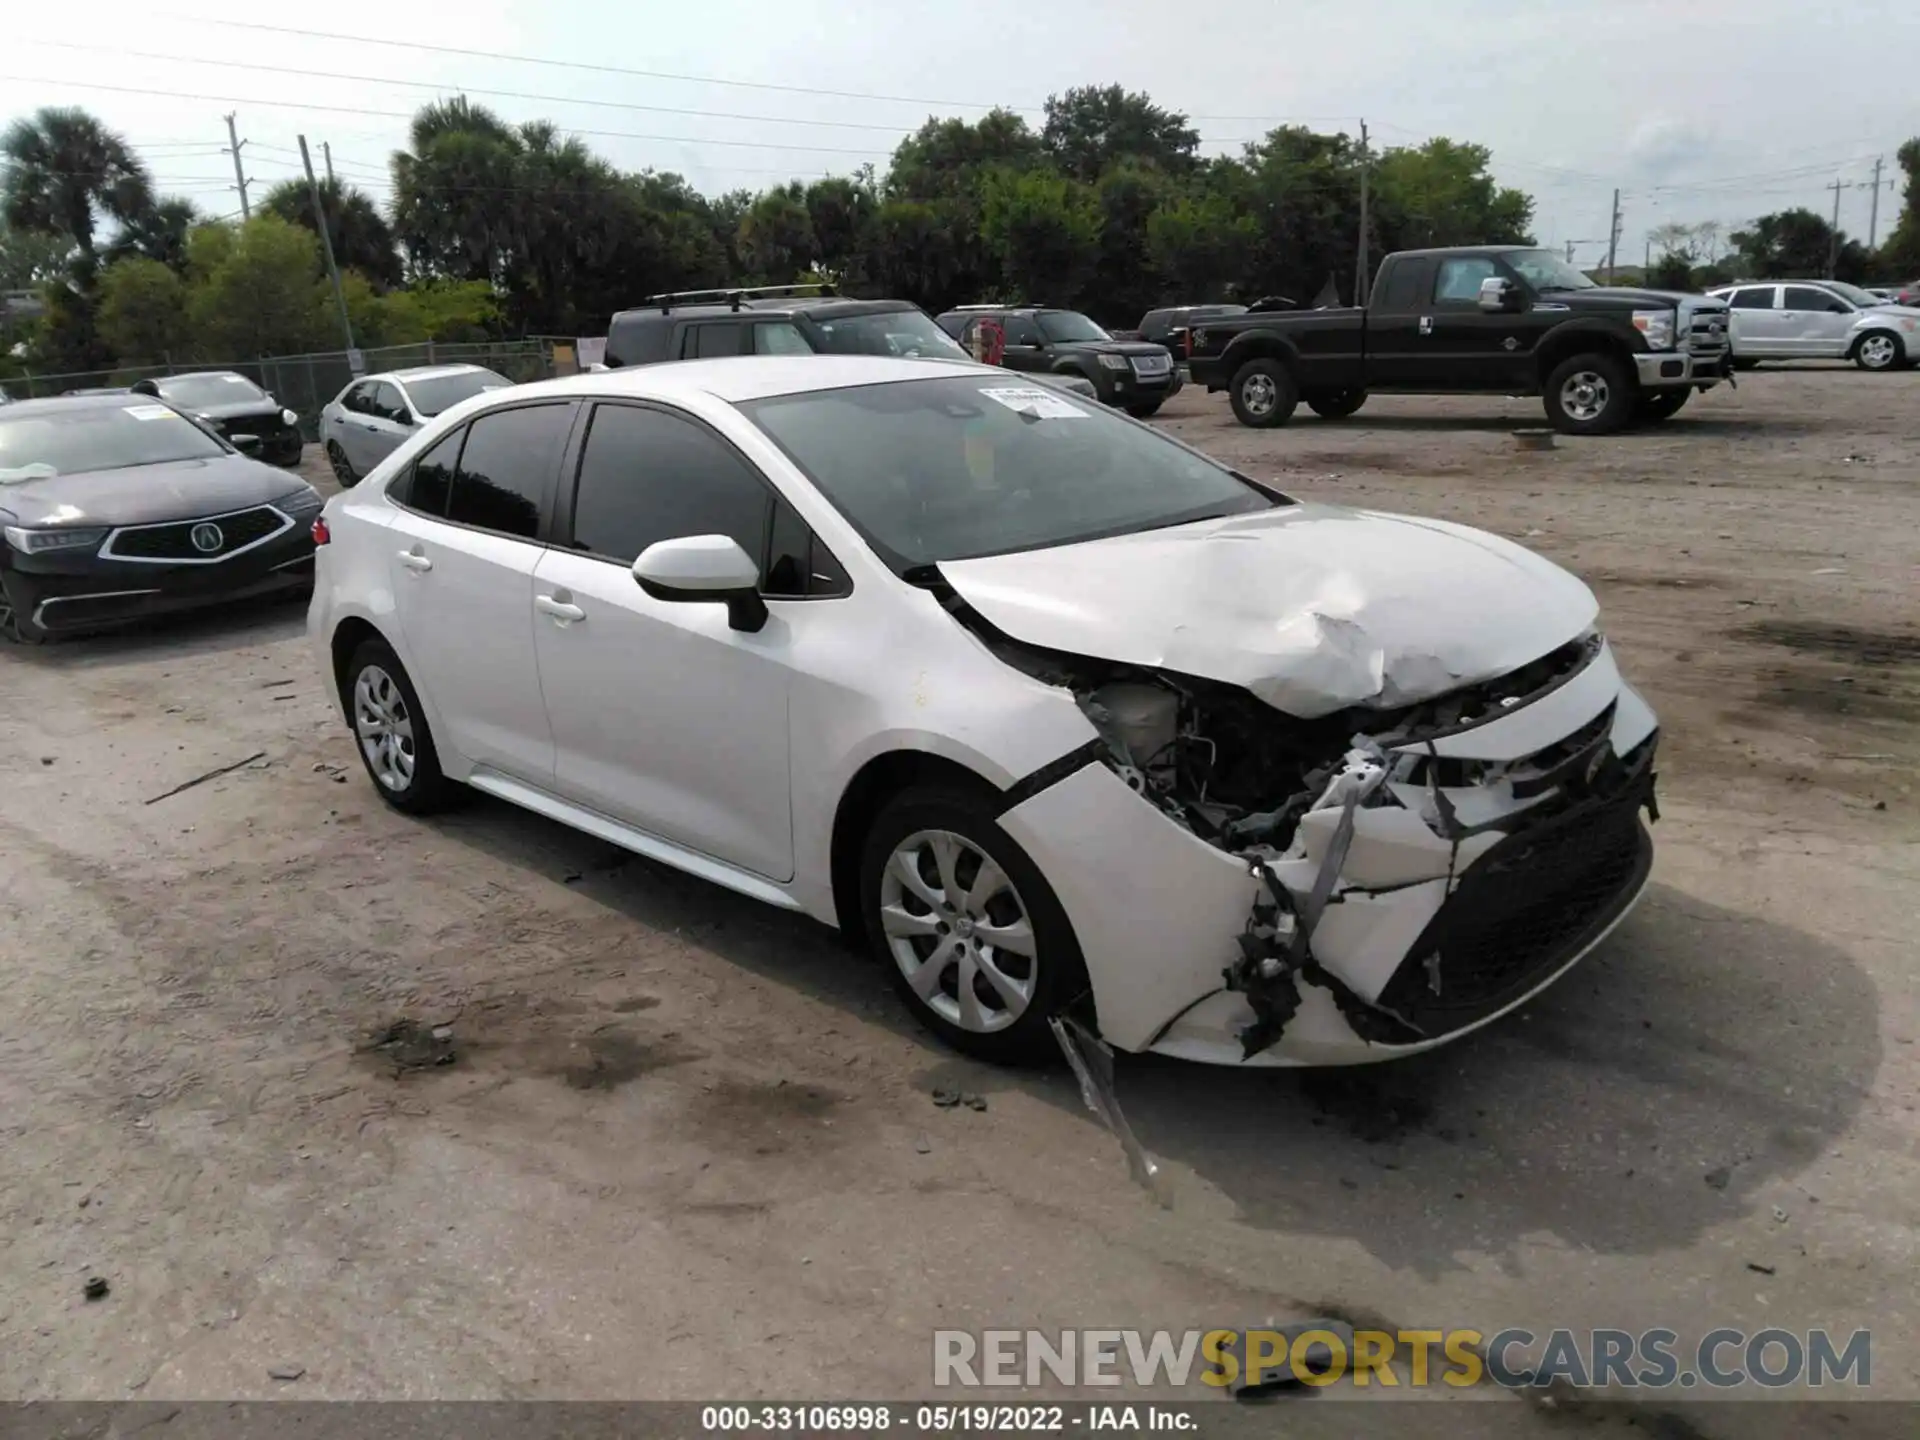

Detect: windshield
[1822, 282, 1881, 307]
[1503, 250, 1598, 292]
[0, 401, 227, 480]
[400, 369, 512, 417]
[741, 374, 1279, 569]
[1036, 311, 1111, 343]
[813, 310, 968, 360]
[155, 372, 268, 408]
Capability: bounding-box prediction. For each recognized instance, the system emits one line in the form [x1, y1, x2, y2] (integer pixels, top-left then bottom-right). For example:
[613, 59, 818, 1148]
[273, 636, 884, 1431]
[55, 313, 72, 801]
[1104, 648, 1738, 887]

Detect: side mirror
[632, 534, 768, 633]
[229, 433, 263, 456]
[1478, 276, 1522, 313]
[130, 378, 161, 397]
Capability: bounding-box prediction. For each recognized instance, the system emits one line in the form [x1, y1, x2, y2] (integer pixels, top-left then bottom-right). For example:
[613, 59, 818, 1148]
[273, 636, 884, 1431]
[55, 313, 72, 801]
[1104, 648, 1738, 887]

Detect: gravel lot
[1, 365, 1914, 1430]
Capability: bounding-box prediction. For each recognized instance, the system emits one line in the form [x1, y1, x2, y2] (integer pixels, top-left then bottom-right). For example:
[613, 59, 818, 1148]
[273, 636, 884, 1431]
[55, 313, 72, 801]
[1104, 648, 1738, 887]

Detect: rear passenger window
[1434, 256, 1498, 303]
[1378, 259, 1428, 311]
[398, 429, 462, 515]
[1728, 287, 1775, 310]
[687, 325, 742, 359]
[443, 403, 572, 539]
[570, 404, 771, 567]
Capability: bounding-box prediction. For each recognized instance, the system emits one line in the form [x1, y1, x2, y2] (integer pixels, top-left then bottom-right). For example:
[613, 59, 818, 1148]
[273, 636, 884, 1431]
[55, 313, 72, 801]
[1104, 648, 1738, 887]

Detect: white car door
[383, 400, 578, 781]
[360, 380, 418, 467]
[530, 400, 837, 882]
[332, 382, 378, 473]
[1725, 286, 1784, 356]
[1782, 285, 1853, 357]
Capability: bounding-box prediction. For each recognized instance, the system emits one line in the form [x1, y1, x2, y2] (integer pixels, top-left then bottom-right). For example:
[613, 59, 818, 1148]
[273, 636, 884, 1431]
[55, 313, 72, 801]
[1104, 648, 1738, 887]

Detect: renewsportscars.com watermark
[933, 1327, 1873, 1392]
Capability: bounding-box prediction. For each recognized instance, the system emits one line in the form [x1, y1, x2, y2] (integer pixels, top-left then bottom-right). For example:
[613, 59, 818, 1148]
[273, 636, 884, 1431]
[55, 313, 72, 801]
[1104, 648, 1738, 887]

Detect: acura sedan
[308, 357, 1659, 1067]
[0, 394, 321, 642]
[318, 364, 512, 486]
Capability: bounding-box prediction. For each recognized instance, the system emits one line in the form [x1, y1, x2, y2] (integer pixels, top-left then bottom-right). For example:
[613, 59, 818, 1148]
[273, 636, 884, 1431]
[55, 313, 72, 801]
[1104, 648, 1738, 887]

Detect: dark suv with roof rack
[606, 285, 975, 368]
[933, 305, 1179, 417]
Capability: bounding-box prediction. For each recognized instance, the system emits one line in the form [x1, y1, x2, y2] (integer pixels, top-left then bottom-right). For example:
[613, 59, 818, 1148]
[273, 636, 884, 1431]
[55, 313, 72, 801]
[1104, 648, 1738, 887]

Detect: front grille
[1687, 309, 1730, 357]
[1374, 750, 1655, 1035]
[1130, 354, 1172, 377]
[104, 505, 289, 561]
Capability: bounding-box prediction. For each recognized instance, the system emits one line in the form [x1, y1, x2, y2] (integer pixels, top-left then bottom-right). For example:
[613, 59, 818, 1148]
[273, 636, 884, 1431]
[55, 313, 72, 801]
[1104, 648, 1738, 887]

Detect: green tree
[1227, 127, 1366, 303]
[738, 184, 816, 282]
[1041, 86, 1199, 183]
[97, 256, 190, 362]
[0, 220, 71, 291]
[1370, 138, 1532, 253]
[263, 178, 400, 288]
[888, 109, 1041, 203]
[1, 107, 154, 285]
[856, 199, 963, 310]
[391, 97, 523, 286]
[1731, 208, 1869, 281]
[1877, 138, 1920, 274]
[1147, 191, 1255, 301]
[108, 197, 199, 274]
[804, 175, 875, 280]
[1084, 160, 1173, 322]
[979, 166, 1102, 304]
[188, 215, 329, 357]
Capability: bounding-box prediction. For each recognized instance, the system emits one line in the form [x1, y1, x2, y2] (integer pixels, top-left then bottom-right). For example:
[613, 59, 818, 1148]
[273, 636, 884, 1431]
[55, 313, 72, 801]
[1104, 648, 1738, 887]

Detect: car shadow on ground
[0, 594, 309, 672]
[425, 794, 1879, 1278]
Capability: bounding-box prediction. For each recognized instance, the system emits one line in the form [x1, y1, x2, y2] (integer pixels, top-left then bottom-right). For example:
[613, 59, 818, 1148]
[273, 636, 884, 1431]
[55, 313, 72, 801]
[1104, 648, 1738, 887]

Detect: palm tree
[263, 178, 401, 288]
[1, 107, 155, 279]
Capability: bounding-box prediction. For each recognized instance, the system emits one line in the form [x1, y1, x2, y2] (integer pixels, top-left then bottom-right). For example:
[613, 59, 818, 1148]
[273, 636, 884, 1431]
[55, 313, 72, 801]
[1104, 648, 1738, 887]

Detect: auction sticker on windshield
[127, 404, 175, 421]
[979, 386, 1089, 419]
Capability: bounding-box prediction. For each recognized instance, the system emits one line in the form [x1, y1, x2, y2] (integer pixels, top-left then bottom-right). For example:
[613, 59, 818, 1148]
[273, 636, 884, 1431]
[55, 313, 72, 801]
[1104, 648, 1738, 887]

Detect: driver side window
[1434, 257, 1499, 304]
[1002, 315, 1041, 346]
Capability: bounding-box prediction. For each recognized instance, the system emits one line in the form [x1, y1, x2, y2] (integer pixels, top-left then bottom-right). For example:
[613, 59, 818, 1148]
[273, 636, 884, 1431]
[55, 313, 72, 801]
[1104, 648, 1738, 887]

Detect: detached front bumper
[1636, 349, 1731, 389]
[999, 641, 1660, 1067]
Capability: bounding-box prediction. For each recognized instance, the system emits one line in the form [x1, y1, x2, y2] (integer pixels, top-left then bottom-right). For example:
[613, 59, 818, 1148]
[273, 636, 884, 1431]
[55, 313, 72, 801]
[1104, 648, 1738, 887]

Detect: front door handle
[535, 593, 585, 623]
[397, 548, 432, 572]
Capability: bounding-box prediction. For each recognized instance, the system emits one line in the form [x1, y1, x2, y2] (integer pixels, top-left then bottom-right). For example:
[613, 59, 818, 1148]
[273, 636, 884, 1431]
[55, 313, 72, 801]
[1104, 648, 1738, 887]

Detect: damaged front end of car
[949, 589, 1659, 1067]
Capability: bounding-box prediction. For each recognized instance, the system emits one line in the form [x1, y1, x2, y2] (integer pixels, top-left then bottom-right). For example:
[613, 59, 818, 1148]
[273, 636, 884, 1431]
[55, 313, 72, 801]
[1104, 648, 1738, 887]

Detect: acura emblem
[190, 522, 224, 554]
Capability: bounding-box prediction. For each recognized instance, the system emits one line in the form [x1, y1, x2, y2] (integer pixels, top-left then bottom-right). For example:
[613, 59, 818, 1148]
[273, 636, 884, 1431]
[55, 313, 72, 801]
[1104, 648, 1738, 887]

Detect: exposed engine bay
[945, 589, 1659, 1062]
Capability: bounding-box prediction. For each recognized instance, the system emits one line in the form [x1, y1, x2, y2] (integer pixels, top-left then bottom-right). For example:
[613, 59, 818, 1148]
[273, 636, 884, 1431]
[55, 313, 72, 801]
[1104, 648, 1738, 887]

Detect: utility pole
[222, 112, 251, 220]
[1644, 234, 1651, 275]
[322, 141, 335, 187]
[300, 135, 357, 363]
[1565, 240, 1576, 264]
[1354, 119, 1371, 306]
[1604, 188, 1621, 283]
[1868, 156, 1884, 251]
[1825, 177, 1846, 278]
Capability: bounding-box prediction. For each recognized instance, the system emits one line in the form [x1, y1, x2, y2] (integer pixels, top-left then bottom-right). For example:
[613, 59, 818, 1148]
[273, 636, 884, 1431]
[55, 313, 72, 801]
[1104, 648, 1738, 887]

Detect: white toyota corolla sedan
[308, 356, 1659, 1067]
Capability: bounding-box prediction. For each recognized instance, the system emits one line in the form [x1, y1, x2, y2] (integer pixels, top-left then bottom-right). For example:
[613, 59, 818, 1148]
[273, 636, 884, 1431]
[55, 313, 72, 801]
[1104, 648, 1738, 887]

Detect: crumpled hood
[937, 502, 1600, 718]
[0, 454, 303, 528]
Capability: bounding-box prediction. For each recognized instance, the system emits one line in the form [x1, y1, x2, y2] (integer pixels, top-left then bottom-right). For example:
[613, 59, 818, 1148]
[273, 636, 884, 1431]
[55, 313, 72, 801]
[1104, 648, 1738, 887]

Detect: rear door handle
[397, 549, 432, 572]
[535, 594, 585, 623]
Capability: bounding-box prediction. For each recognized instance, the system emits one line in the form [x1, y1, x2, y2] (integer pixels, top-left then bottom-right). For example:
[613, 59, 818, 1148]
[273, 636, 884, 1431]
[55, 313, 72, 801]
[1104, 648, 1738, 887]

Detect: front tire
[326, 440, 359, 487]
[1228, 358, 1298, 428]
[342, 639, 460, 813]
[1543, 352, 1634, 435]
[860, 784, 1087, 1064]
[1306, 388, 1368, 420]
[1635, 388, 1691, 422]
[1853, 331, 1902, 371]
[0, 572, 47, 645]
[1125, 399, 1163, 419]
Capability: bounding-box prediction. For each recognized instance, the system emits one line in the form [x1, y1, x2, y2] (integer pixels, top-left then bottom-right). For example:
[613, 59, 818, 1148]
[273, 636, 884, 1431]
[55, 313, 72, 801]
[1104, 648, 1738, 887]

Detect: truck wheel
[1229, 359, 1298, 428]
[1635, 388, 1690, 423]
[1544, 353, 1633, 435]
[1306, 389, 1368, 420]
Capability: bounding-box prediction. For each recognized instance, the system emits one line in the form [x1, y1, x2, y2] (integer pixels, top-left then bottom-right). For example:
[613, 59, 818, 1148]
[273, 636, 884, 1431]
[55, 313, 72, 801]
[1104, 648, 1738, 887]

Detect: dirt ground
[0, 364, 1915, 1431]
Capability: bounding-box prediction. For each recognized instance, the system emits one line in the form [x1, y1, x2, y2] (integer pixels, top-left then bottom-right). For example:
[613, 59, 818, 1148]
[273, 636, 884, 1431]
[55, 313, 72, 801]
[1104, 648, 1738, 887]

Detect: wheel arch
[329, 615, 394, 720]
[1848, 326, 1902, 360]
[1535, 325, 1636, 386]
[1221, 331, 1301, 375]
[828, 750, 1006, 936]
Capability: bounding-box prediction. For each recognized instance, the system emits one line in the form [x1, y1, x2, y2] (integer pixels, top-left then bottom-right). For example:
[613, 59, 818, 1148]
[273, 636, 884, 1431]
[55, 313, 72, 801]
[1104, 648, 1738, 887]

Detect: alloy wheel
[1859, 335, 1897, 370]
[878, 828, 1037, 1033]
[1240, 372, 1277, 416]
[1559, 370, 1611, 422]
[353, 664, 417, 792]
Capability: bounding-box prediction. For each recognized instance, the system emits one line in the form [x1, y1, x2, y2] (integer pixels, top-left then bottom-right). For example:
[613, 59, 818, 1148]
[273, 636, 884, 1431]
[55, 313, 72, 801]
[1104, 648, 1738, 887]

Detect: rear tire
[859, 784, 1088, 1065]
[1228, 358, 1298, 428]
[1635, 388, 1691, 422]
[1543, 352, 1634, 435]
[1306, 389, 1368, 420]
[326, 440, 358, 488]
[342, 638, 461, 814]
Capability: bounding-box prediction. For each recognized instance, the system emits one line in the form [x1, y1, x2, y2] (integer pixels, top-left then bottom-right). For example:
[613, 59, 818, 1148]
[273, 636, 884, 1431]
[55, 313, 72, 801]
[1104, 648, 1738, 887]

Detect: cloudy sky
[4, 0, 1913, 266]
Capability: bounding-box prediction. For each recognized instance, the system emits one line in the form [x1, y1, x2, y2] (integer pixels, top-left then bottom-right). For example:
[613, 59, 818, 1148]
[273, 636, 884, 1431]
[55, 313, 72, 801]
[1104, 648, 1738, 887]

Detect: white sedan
[307, 356, 1659, 1067]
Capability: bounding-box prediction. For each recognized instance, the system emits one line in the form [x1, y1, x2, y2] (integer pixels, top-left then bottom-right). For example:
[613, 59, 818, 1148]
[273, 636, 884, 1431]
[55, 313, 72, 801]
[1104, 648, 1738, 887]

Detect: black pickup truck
[1187, 246, 1733, 434]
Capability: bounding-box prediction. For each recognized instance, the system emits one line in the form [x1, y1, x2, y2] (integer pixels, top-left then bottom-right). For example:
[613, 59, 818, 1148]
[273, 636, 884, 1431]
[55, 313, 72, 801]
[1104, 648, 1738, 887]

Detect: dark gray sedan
[0, 394, 321, 643]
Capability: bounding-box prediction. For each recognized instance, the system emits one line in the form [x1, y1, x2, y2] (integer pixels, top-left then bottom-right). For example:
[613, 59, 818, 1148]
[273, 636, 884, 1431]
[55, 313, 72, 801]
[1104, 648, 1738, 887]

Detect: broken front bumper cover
[998, 642, 1660, 1067]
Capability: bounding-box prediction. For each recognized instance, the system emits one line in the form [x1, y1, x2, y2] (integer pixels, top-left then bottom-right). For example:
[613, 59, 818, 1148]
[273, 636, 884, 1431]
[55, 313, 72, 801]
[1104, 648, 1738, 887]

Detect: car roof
[155, 369, 251, 382]
[380, 365, 499, 382]
[0, 392, 171, 419]
[613, 297, 921, 323]
[462, 354, 985, 406]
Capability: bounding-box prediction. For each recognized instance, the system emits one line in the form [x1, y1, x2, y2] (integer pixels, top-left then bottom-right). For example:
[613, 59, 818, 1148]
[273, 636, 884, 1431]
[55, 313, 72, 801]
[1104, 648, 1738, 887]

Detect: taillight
[311, 516, 330, 545]
[1182, 330, 1193, 358]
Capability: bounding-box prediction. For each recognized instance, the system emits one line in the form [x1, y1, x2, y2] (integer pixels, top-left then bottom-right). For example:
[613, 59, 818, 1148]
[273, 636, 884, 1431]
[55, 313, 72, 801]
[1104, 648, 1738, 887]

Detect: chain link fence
[1, 340, 563, 439]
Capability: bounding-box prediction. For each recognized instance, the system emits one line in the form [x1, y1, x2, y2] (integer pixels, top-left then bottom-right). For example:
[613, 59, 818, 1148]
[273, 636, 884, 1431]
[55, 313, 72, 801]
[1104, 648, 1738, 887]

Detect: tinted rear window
[402, 369, 512, 417]
[443, 403, 573, 538]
